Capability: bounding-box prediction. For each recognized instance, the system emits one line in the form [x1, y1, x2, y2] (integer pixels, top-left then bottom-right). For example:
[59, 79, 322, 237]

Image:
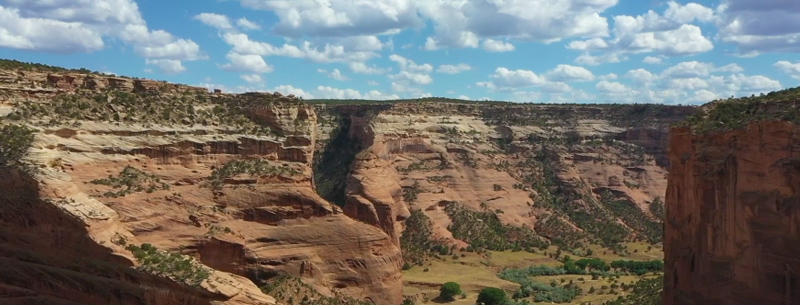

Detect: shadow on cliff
[313, 104, 391, 207]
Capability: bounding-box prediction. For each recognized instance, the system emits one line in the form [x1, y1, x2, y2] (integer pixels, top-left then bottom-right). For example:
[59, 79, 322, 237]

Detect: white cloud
[273, 85, 314, 98]
[596, 81, 629, 93]
[145, 59, 186, 74]
[546, 65, 595, 82]
[315, 85, 400, 100]
[0, 1, 203, 61]
[568, 2, 714, 64]
[600, 73, 618, 80]
[389, 71, 433, 85]
[643, 56, 663, 64]
[368, 80, 379, 86]
[194, 13, 234, 31]
[328, 68, 349, 81]
[349, 62, 389, 75]
[0, 6, 104, 53]
[219, 52, 273, 73]
[222, 33, 377, 63]
[389, 54, 433, 73]
[236, 18, 261, 30]
[482, 39, 515, 52]
[457, 95, 470, 100]
[437, 63, 472, 74]
[662, 61, 714, 78]
[715, 63, 744, 73]
[479, 67, 546, 90]
[241, 74, 262, 84]
[775, 61, 800, 79]
[717, 0, 800, 55]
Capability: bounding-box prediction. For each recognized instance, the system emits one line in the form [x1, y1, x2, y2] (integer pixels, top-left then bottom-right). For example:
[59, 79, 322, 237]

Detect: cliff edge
[664, 88, 800, 305]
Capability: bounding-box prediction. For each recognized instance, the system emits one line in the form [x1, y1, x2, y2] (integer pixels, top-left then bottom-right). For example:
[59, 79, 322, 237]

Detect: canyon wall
[0, 66, 402, 305]
[664, 94, 800, 305]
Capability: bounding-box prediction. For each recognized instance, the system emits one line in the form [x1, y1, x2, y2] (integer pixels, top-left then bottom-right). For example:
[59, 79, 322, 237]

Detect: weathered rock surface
[664, 119, 800, 305]
[313, 102, 695, 254]
[0, 65, 402, 305]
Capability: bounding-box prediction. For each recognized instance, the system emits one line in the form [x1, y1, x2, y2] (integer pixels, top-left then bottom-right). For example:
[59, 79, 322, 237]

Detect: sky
[1, 0, 800, 104]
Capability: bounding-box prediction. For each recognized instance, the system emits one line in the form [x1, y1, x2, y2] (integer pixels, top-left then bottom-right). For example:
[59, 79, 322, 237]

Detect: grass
[403, 249, 663, 305]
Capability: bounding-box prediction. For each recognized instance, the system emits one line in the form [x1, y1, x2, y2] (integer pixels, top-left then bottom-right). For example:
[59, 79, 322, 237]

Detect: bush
[125, 243, 210, 286]
[476, 287, 508, 305]
[439, 282, 462, 301]
[0, 124, 36, 168]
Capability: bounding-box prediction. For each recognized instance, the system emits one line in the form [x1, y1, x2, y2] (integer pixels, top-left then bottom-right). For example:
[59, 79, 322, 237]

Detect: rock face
[664, 96, 800, 304]
[0, 63, 402, 305]
[313, 102, 695, 257]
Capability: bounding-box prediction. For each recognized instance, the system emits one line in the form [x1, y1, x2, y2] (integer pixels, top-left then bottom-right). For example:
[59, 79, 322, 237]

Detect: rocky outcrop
[0, 65, 403, 305]
[664, 106, 800, 303]
[314, 101, 695, 255]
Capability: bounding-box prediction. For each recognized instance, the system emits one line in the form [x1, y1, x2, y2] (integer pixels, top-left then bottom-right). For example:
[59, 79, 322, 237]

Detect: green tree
[476, 287, 507, 305]
[439, 282, 462, 301]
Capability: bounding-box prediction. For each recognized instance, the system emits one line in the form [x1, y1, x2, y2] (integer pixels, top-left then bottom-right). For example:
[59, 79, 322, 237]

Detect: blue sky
[1, 0, 799, 104]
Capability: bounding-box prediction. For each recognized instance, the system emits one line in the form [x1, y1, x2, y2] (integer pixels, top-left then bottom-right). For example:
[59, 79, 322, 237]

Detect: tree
[439, 282, 462, 301]
[476, 287, 507, 305]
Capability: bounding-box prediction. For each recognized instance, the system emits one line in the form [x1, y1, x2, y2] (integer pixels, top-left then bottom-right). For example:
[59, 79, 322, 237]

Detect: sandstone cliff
[311, 100, 695, 263]
[664, 89, 800, 305]
[0, 61, 402, 305]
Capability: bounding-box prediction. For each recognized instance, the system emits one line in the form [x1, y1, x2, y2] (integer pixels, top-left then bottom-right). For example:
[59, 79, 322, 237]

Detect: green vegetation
[261, 274, 373, 305]
[476, 287, 508, 305]
[599, 190, 662, 244]
[400, 210, 449, 265]
[205, 159, 301, 191]
[403, 181, 422, 202]
[439, 282, 462, 301]
[0, 58, 102, 74]
[125, 243, 210, 287]
[444, 202, 549, 252]
[600, 275, 663, 305]
[649, 197, 665, 222]
[90, 166, 170, 197]
[610, 260, 663, 275]
[525, 151, 629, 251]
[0, 124, 36, 168]
[678, 87, 800, 133]
[4, 90, 287, 135]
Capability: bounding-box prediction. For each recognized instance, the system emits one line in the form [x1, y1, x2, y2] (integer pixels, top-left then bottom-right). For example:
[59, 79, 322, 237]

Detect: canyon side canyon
[0, 60, 798, 305]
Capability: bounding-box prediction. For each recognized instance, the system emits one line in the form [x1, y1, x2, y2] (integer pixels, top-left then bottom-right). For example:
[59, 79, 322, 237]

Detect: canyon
[2, 59, 798, 305]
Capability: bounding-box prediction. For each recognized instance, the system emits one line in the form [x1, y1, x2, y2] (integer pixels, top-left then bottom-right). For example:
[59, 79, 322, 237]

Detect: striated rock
[664, 120, 800, 305]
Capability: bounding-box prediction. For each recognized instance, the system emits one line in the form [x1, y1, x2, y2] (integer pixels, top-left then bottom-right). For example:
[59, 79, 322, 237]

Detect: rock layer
[664, 120, 800, 305]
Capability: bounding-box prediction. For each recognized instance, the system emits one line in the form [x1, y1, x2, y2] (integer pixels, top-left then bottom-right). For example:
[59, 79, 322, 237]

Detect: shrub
[439, 282, 462, 301]
[125, 243, 210, 286]
[90, 166, 170, 197]
[476, 287, 508, 305]
[0, 124, 36, 168]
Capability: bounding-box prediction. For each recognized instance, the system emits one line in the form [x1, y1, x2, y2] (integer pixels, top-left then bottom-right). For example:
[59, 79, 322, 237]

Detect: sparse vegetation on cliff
[90, 166, 170, 197]
[4, 89, 286, 136]
[261, 274, 373, 305]
[444, 202, 549, 252]
[400, 210, 449, 265]
[126, 243, 211, 287]
[0, 124, 36, 168]
[205, 159, 301, 191]
[679, 86, 800, 133]
[0, 58, 100, 74]
[600, 275, 662, 305]
[599, 190, 662, 244]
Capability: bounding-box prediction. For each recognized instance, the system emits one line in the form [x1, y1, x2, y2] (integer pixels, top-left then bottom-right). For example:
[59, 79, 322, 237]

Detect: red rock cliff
[664, 120, 800, 305]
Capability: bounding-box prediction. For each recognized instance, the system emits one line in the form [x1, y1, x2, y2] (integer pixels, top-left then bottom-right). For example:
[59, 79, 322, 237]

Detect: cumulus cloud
[389, 54, 433, 73]
[716, 0, 800, 55]
[596, 81, 629, 93]
[546, 65, 595, 82]
[219, 52, 273, 73]
[775, 61, 800, 79]
[241, 74, 262, 84]
[643, 56, 663, 64]
[236, 18, 260, 30]
[316, 85, 400, 100]
[145, 59, 186, 74]
[482, 39, 515, 52]
[319, 68, 349, 80]
[568, 1, 714, 64]
[437, 63, 472, 74]
[222, 33, 378, 63]
[349, 62, 390, 74]
[194, 13, 234, 31]
[0, 0, 204, 61]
